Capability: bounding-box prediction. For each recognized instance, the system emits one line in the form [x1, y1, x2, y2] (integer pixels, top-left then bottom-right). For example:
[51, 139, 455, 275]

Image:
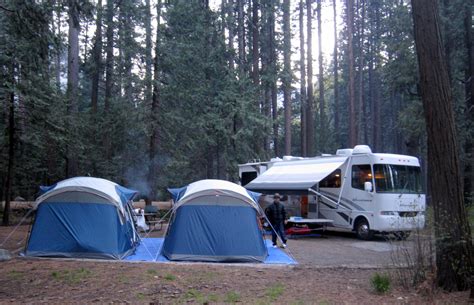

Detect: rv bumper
[374, 214, 425, 232]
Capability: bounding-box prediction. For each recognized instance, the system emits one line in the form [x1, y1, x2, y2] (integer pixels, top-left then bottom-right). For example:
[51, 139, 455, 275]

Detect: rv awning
[245, 156, 348, 192]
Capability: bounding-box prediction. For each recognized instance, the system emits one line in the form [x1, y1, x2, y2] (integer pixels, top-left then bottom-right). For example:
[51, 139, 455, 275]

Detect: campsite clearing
[0, 225, 471, 304]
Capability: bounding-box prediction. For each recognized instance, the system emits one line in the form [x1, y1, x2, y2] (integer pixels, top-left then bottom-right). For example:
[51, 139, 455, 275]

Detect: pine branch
[0, 5, 14, 13]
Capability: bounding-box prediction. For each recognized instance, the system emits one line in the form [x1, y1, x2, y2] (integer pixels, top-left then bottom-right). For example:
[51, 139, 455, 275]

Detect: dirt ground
[0, 222, 471, 304]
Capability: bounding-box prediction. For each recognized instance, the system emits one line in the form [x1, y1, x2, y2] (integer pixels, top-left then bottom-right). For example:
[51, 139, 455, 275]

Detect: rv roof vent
[282, 155, 304, 161]
[270, 157, 282, 162]
[352, 145, 372, 155]
[336, 149, 353, 156]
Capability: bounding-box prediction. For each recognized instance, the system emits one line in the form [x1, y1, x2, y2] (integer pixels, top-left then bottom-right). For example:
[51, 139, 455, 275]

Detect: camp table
[143, 213, 164, 231]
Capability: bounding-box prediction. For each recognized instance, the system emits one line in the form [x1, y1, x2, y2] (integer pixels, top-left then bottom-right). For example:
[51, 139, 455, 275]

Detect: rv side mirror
[364, 181, 373, 192]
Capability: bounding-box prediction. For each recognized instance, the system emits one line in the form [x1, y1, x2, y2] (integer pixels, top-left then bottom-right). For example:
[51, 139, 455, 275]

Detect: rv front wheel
[355, 218, 374, 240]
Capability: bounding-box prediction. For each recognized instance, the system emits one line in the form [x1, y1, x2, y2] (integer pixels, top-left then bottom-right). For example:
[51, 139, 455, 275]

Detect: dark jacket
[265, 202, 286, 226]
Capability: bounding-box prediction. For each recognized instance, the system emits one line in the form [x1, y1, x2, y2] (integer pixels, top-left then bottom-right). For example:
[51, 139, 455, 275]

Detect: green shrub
[50, 268, 92, 284]
[224, 291, 241, 303]
[371, 272, 391, 294]
[146, 269, 158, 275]
[266, 283, 285, 301]
[164, 273, 176, 281]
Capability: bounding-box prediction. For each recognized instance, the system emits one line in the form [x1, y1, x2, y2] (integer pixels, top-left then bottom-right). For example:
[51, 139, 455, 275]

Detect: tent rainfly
[24, 177, 139, 260]
[162, 179, 268, 262]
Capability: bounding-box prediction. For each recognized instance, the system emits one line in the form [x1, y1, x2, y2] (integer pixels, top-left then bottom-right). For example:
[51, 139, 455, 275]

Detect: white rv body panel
[239, 146, 426, 235]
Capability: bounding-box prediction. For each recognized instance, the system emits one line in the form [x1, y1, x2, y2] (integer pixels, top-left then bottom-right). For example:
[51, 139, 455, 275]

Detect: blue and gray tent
[162, 179, 267, 263]
[24, 177, 139, 260]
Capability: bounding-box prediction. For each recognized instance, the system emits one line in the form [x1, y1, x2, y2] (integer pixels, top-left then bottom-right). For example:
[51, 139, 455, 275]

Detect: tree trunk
[148, 0, 162, 200]
[91, 0, 102, 116]
[306, 0, 315, 156]
[237, 0, 245, 74]
[271, 81, 278, 155]
[2, 63, 15, 226]
[55, 3, 61, 91]
[83, 19, 89, 62]
[371, 1, 381, 151]
[463, 1, 473, 205]
[89, 0, 103, 176]
[262, 88, 271, 152]
[104, 0, 114, 159]
[145, 0, 153, 104]
[441, 0, 452, 81]
[299, 0, 307, 157]
[368, 35, 374, 147]
[333, 0, 339, 147]
[260, 0, 270, 153]
[316, 0, 324, 149]
[411, 0, 473, 291]
[358, 0, 366, 144]
[269, 1, 278, 157]
[251, 0, 259, 86]
[121, 1, 133, 102]
[226, 0, 235, 71]
[347, 0, 357, 146]
[66, 0, 80, 177]
[283, 0, 291, 155]
[91, 0, 103, 115]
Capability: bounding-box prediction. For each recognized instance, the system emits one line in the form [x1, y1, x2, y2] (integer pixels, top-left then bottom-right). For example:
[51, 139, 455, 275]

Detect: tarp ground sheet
[125, 238, 296, 265]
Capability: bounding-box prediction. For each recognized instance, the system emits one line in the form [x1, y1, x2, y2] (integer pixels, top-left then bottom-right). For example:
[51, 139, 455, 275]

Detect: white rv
[239, 145, 426, 240]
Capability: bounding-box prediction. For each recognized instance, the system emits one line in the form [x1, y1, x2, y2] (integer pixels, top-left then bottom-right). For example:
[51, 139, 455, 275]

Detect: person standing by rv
[265, 193, 287, 248]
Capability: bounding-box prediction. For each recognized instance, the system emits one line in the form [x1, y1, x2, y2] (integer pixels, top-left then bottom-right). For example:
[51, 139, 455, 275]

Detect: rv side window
[241, 171, 258, 186]
[319, 169, 342, 188]
[351, 165, 373, 190]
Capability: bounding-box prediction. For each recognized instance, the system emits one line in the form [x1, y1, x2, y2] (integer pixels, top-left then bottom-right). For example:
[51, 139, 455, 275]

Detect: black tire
[355, 218, 374, 240]
[393, 231, 411, 240]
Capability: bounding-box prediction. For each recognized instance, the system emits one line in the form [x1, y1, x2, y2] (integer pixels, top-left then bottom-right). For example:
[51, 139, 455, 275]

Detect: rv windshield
[373, 164, 423, 194]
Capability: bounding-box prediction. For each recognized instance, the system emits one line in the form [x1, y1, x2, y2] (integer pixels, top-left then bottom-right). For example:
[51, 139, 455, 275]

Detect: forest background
[0, 0, 472, 204]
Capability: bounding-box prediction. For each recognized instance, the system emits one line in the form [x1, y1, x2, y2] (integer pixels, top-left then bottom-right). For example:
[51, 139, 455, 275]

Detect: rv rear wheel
[355, 218, 374, 240]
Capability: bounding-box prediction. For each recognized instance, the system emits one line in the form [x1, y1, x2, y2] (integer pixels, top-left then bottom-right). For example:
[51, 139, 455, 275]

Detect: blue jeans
[271, 222, 287, 245]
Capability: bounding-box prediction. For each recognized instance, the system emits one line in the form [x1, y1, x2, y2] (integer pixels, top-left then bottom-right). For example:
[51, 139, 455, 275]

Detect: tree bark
[91, 0, 103, 115]
[145, 0, 153, 104]
[411, 0, 473, 291]
[66, 0, 80, 177]
[441, 0, 452, 81]
[120, 1, 133, 102]
[2, 63, 15, 226]
[269, 0, 278, 157]
[333, 0, 339, 146]
[316, 0, 324, 148]
[237, 0, 245, 74]
[370, 1, 381, 151]
[283, 0, 291, 155]
[299, 0, 307, 157]
[306, 0, 315, 156]
[148, 0, 162, 200]
[347, 0, 357, 146]
[104, 0, 114, 159]
[251, 0, 259, 86]
[463, 1, 473, 205]
[226, 0, 235, 71]
[358, 0, 366, 144]
[55, 2, 61, 91]
[260, 0, 271, 153]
